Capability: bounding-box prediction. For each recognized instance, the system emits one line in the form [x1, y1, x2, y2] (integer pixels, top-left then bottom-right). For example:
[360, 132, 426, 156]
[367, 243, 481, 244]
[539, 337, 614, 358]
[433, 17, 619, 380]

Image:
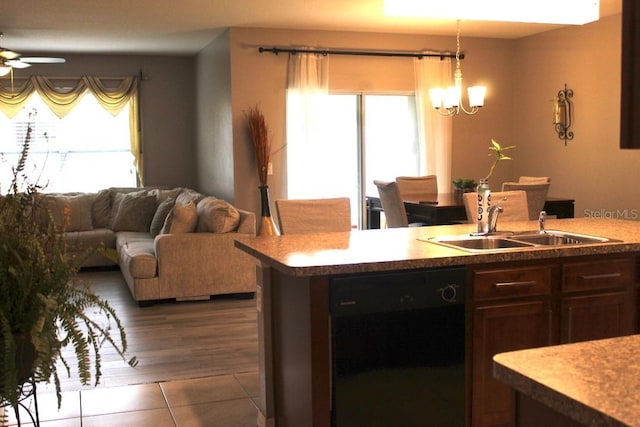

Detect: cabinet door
[561, 291, 635, 344]
[472, 299, 552, 427]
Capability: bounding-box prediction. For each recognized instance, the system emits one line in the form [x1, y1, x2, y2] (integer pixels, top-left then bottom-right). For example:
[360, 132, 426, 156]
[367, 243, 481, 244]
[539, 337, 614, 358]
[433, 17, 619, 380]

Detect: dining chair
[395, 175, 438, 199]
[275, 197, 352, 235]
[463, 190, 530, 224]
[501, 182, 551, 220]
[518, 176, 551, 185]
[374, 180, 427, 228]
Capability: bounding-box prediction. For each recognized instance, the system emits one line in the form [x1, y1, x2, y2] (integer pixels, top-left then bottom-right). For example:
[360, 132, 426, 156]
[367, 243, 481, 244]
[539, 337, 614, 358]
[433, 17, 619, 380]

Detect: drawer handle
[579, 273, 621, 280]
[494, 280, 537, 289]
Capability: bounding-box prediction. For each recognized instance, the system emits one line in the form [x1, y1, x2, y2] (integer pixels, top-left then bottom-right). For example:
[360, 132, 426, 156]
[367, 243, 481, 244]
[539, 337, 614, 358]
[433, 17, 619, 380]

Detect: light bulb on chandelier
[430, 20, 486, 116]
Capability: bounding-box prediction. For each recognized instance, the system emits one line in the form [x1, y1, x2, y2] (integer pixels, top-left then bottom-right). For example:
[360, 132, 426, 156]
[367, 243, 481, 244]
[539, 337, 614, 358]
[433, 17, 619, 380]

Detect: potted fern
[0, 113, 136, 422]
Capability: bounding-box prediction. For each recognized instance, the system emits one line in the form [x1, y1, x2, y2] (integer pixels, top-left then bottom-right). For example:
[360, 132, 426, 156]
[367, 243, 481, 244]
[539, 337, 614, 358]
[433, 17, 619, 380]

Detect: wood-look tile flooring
[2, 269, 260, 426]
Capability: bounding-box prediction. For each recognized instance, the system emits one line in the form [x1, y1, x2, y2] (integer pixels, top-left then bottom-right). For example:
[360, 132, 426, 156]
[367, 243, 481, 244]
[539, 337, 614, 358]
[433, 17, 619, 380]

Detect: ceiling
[0, 0, 622, 56]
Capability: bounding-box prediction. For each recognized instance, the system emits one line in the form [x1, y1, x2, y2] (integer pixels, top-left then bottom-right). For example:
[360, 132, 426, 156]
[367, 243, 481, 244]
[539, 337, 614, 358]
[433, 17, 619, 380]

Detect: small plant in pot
[452, 178, 477, 197]
[0, 113, 136, 424]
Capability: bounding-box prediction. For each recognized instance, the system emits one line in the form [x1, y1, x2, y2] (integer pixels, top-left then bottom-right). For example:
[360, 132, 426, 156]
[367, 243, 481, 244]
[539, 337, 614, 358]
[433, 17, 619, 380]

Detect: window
[286, 92, 419, 228]
[0, 91, 137, 193]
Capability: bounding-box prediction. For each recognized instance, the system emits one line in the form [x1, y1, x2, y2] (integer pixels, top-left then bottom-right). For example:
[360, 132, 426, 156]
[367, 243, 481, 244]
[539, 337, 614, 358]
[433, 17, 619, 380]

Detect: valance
[0, 75, 138, 119]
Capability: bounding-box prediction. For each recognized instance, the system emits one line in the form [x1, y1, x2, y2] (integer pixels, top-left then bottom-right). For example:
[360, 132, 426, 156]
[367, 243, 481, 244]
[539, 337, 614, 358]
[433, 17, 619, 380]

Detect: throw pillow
[195, 197, 240, 233]
[160, 201, 198, 234]
[109, 190, 147, 229]
[111, 193, 158, 232]
[149, 196, 176, 237]
[45, 194, 95, 232]
[92, 189, 113, 228]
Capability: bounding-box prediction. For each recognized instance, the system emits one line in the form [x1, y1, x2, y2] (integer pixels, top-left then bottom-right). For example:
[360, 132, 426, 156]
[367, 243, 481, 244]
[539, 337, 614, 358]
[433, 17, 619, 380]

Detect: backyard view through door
[286, 93, 419, 228]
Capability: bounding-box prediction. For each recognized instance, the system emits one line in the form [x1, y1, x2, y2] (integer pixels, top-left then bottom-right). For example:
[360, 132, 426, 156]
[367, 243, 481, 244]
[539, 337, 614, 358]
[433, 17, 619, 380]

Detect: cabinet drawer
[473, 265, 552, 301]
[562, 257, 634, 293]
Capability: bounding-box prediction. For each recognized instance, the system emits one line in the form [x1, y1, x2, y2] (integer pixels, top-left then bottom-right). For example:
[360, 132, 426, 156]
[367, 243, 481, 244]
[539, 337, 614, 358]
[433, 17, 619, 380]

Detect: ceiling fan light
[0, 66, 11, 77]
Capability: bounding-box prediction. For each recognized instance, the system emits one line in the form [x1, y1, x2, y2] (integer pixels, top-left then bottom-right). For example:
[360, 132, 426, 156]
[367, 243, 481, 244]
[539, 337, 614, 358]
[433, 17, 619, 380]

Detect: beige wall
[512, 14, 639, 219]
[228, 27, 516, 218]
[226, 16, 639, 222]
[196, 30, 236, 202]
[17, 54, 198, 190]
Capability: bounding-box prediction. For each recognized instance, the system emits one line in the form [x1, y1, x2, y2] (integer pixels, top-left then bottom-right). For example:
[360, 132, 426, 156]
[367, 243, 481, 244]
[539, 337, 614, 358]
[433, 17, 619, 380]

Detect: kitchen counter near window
[494, 334, 640, 427]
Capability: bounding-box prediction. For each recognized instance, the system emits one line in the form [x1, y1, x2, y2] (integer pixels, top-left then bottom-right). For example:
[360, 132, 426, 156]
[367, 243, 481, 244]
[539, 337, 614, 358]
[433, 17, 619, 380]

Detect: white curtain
[285, 51, 329, 198]
[414, 57, 453, 193]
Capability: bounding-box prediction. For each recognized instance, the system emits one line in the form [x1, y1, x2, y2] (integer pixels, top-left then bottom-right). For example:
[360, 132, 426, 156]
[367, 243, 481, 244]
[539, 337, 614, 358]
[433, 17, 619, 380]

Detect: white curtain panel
[285, 51, 330, 199]
[414, 57, 454, 193]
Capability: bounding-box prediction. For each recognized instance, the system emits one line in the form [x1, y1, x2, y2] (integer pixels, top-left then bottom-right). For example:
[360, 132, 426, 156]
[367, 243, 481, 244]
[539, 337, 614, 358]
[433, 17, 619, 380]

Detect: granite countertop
[234, 218, 640, 276]
[493, 334, 640, 427]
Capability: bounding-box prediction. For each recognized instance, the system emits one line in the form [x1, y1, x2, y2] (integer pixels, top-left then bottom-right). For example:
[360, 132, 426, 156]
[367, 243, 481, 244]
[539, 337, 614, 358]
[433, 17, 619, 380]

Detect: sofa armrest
[236, 208, 256, 235]
[154, 231, 256, 299]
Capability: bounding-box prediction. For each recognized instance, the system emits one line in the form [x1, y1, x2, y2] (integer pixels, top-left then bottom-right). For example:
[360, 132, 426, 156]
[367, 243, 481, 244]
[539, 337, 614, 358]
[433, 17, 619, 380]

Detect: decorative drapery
[414, 57, 454, 192]
[285, 50, 329, 198]
[0, 76, 142, 184]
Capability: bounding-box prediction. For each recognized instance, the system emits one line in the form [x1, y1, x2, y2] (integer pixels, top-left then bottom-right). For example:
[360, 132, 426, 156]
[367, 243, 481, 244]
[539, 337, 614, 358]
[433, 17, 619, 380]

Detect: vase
[258, 185, 279, 236]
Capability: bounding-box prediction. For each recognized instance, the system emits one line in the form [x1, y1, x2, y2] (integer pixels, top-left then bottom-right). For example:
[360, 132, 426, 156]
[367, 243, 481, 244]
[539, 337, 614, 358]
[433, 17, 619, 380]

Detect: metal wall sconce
[553, 83, 574, 145]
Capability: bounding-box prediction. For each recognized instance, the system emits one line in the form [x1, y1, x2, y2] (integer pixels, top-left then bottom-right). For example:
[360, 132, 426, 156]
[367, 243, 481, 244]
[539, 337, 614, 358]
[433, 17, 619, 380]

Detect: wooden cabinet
[471, 255, 637, 427]
[471, 264, 555, 427]
[560, 257, 635, 343]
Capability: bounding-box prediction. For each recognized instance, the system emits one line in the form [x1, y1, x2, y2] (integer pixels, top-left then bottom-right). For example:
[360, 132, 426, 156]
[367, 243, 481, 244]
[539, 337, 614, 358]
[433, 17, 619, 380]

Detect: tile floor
[2, 371, 259, 426]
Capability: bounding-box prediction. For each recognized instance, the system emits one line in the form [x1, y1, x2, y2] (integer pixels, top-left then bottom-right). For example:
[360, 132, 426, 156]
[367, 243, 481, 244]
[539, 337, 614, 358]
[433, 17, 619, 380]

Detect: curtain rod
[258, 46, 463, 60]
[0, 70, 149, 81]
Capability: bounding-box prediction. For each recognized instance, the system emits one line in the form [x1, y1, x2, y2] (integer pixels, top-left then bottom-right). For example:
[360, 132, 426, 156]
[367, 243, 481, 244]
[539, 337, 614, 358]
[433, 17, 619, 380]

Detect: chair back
[463, 190, 530, 223]
[374, 180, 409, 228]
[518, 176, 551, 185]
[275, 197, 352, 235]
[501, 182, 551, 220]
[395, 175, 438, 199]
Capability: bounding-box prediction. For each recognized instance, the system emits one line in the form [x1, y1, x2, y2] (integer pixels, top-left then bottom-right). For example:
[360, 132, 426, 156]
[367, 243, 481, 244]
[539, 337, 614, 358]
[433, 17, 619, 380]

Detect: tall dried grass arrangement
[245, 105, 271, 186]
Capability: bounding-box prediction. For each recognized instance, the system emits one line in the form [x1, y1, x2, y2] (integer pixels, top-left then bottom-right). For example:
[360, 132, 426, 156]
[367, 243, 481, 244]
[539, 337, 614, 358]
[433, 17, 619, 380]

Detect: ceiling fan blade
[5, 59, 31, 69]
[20, 57, 66, 64]
[0, 48, 20, 60]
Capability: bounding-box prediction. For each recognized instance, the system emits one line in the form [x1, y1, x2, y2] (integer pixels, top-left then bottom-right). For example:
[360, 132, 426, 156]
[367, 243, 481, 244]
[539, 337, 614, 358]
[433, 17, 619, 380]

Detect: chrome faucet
[539, 211, 547, 234]
[488, 205, 504, 234]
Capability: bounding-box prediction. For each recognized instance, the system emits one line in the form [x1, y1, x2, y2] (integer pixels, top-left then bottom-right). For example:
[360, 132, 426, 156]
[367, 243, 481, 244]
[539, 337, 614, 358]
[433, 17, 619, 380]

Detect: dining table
[365, 192, 575, 229]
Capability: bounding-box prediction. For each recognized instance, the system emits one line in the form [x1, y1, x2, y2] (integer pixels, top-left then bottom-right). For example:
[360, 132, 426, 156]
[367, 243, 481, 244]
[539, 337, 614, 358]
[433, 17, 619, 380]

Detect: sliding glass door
[286, 93, 419, 228]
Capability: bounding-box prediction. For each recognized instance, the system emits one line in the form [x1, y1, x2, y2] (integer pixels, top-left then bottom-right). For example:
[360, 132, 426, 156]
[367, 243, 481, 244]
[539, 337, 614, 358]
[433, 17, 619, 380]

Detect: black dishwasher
[330, 267, 466, 427]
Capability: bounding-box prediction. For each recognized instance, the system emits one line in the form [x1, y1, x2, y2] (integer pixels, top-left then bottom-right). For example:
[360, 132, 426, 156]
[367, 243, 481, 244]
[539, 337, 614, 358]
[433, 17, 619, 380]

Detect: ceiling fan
[0, 33, 66, 77]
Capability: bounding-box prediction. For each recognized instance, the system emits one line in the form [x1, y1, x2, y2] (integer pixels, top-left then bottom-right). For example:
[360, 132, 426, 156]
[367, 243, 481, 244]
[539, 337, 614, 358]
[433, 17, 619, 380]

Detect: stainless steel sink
[426, 230, 619, 252]
[508, 231, 612, 246]
[432, 237, 534, 251]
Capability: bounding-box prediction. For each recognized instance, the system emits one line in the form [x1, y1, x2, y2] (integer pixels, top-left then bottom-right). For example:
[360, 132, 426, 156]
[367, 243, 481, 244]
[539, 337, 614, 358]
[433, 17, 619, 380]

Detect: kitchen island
[235, 218, 640, 427]
[494, 334, 640, 426]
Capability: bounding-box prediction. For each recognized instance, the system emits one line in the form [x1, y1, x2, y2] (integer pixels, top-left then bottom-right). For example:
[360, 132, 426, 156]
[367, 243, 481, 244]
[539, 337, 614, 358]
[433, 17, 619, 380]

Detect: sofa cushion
[149, 188, 182, 204]
[119, 239, 157, 279]
[175, 189, 205, 206]
[161, 201, 198, 234]
[44, 194, 95, 232]
[92, 189, 113, 228]
[196, 197, 240, 233]
[150, 196, 176, 237]
[111, 193, 158, 232]
[109, 190, 147, 227]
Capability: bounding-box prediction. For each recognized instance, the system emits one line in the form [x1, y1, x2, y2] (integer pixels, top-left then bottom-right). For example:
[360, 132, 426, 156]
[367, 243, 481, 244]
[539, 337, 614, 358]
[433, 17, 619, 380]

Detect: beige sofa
[43, 187, 257, 305]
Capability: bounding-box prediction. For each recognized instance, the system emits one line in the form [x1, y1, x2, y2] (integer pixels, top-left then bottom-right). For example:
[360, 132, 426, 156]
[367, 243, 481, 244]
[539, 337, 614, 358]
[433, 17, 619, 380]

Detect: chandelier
[429, 21, 486, 116]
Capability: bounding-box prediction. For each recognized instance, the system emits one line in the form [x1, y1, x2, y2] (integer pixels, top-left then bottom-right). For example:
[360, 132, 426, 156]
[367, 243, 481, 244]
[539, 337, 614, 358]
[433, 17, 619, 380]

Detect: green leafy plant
[0, 113, 137, 417]
[485, 138, 515, 180]
[452, 178, 477, 190]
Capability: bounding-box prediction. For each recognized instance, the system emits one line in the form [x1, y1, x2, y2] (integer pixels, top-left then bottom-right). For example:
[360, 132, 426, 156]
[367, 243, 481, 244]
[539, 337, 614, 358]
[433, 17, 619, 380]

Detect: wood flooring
[43, 269, 259, 393]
